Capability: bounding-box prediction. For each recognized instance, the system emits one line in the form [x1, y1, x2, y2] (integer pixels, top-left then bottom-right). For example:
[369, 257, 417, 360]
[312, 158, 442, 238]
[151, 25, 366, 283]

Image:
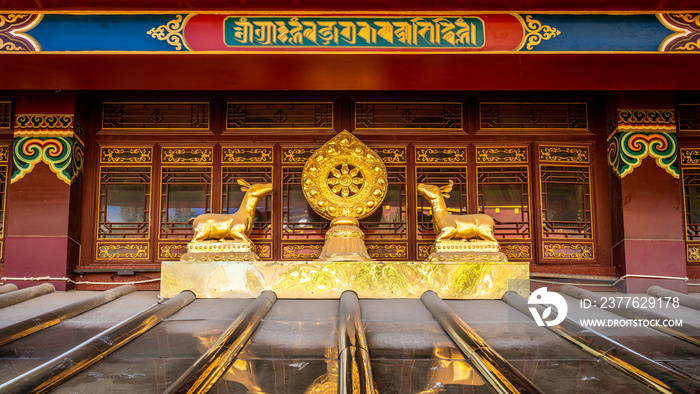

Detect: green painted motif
[224, 16, 484, 48]
[607, 131, 678, 178]
[12, 136, 84, 184]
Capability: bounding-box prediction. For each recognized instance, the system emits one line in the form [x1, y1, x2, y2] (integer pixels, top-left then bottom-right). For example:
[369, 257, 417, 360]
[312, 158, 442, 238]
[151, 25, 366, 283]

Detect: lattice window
[416, 167, 468, 239]
[682, 168, 700, 240]
[227, 103, 333, 129]
[98, 167, 151, 239]
[222, 167, 273, 239]
[102, 103, 209, 129]
[477, 166, 530, 239]
[361, 166, 407, 239]
[679, 104, 700, 132]
[282, 167, 329, 239]
[355, 103, 462, 129]
[540, 166, 592, 238]
[160, 167, 211, 239]
[0, 102, 11, 129]
[480, 103, 587, 129]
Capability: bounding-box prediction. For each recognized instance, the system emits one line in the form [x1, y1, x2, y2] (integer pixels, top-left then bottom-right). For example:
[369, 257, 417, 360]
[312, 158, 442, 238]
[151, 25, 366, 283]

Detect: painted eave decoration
[1, 12, 699, 53]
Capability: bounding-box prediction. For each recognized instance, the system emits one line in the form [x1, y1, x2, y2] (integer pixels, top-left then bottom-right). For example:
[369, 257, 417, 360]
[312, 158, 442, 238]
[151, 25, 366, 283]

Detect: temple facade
[1, 1, 699, 295]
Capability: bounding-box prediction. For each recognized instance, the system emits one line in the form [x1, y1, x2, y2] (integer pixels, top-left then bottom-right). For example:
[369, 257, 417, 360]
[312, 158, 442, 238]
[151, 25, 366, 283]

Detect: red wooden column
[607, 92, 687, 293]
[3, 91, 84, 290]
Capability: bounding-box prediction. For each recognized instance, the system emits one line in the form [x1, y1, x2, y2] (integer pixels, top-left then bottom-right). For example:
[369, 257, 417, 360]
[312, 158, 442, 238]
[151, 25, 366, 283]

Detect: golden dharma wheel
[302, 131, 388, 220]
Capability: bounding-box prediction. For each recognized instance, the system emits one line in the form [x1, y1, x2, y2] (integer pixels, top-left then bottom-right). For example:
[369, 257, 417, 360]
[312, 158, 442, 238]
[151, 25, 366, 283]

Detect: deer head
[237, 179, 273, 197]
[417, 180, 453, 200]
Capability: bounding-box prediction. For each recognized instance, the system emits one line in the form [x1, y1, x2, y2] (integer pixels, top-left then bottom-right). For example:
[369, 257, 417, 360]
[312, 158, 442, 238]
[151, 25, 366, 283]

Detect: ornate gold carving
[302, 131, 387, 220]
[101, 147, 152, 163]
[681, 148, 700, 166]
[283, 148, 316, 163]
[476, 147, 527, 163]
[366, 243, 407, 259]
[418, 244, 432, 260]
[500, 244, 531, 260]
[162, 147, 213, 163]
[374, 147, 406, 163]
[159, 243, 187, 260]
[96, 243, 149, 259]
[543, 242, 594, 260]
[147, 15, 186, 50]
[254, 243, 271, 259]
[0, 146, 7, 163]
[283, 244, 323, 259]
[415, 148, 466, 163]
[539, 146, 589, 163]
[687, 245, 700, 261]
[222, 147, 273, 163]
[523, 15, 560, 50]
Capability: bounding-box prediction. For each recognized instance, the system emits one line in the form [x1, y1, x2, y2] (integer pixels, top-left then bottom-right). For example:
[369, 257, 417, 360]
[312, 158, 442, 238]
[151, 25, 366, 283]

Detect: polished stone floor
[0, 290, 698, 393]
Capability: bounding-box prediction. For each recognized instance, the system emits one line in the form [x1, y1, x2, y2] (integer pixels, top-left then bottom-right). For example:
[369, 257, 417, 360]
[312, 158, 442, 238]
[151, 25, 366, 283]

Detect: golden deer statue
[189, 179, 272, 244]
[417, 180, 498, 243]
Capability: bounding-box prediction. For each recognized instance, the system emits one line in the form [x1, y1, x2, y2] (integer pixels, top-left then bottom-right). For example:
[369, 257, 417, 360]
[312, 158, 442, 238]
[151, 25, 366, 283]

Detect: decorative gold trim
[282, 244, 323, 259]
[254, 243, 272, 259]
[159, 243, 188, 260]
[374, 147, 406, 163]
[222, 147, 273, 163]
[0, 147, 8, 163]
[680, 148, 700, 166]
[96, 243, 149, 260]
[539, 145, 590, 163]
[147, 15, 186, 51]
[522, 15, 560, 50]
[283, 148, 316, 163]
[417, 244, 432, 260]
[100, 147, 153, 163]
[687, 245, 700, 262]
[500, 243, 532, 260]
[476, 147, 527, 163]
[415, 147, 467, 163]
[542, 242, 594, 260]
[161, 147, 213, 164]
[366, 243, 408, 259]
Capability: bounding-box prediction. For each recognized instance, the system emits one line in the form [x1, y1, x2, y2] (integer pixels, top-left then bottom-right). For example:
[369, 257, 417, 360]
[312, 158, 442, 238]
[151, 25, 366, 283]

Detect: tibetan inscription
[224, 16, 485, 49]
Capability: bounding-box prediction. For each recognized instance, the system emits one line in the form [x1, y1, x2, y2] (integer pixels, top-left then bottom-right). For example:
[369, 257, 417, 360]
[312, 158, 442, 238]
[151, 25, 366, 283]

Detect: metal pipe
[561, 285, 700, 347]
[0, 283, 54, 309]
[0, 290, 195, 394]
[0, 285, 136, 346]
[164, 290, 277, 394]
[0, 284, 18, 294]
[337, 291, 375, 394]
[421, 291, 543, 394]
[503, 291, 700, 394]
[647, 286, 700, 311]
